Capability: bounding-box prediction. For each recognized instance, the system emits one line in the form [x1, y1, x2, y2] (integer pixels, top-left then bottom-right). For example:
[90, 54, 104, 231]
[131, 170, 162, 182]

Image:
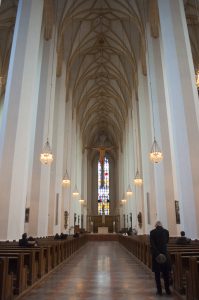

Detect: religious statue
[84, 145, 114, 165]
[84, 145, 115, 187]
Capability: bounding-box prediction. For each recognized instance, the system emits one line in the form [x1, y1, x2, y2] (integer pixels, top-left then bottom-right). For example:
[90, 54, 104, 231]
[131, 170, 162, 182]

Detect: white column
[61, 97, 72, 233]
[0, 0, 43, 240]
[158, 0, 199, 238]
[147, 24, 177, 235]
[49, 64, 66, 235]
[138, 61, 156, 233]
[132, 101, 145, 234]
[28, 27, 55, 237]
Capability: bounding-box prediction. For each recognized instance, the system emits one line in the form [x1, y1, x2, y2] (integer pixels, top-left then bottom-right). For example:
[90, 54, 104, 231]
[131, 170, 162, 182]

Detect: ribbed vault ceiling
[0, 0, 199, 151]
[57, 0, 146, 149]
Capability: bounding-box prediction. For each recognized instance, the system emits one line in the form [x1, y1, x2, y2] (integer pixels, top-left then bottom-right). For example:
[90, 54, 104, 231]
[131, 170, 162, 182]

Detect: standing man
[150, 221, 171, 296]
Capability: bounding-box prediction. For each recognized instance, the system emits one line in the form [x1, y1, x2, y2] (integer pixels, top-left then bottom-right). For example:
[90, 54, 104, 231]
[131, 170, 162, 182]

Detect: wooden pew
[0, 257, 13, 300]
[186, 257, 199, 300]
[0, 253, 27, 296]
[0, 235, 87, 299]
[170, 253, 199, 294]
[118, 234, 199, 298]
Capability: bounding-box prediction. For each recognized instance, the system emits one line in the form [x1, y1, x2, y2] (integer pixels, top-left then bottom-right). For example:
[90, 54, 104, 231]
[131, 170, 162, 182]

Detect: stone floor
[20, 241, 182, 300]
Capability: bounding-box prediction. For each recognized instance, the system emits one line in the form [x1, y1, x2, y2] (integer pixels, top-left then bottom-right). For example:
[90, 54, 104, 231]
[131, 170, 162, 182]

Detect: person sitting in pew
[54, 233, 60, 240]
[176, 231, 191, 245]
[60, 232, 68, 240]
[19, 233, 37, 247]
[27, 236, 38, 247]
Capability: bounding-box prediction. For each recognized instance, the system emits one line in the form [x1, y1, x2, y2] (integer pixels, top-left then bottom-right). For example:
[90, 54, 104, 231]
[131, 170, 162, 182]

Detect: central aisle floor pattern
[21, 241, 181, 300]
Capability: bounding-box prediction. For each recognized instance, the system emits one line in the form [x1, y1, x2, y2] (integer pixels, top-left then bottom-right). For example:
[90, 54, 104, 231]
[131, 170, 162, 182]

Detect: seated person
[60, 232, 68, 240]
[27, 236, 38, 247]
[54, 233, 60, 240]
[19, 233, 29, 247]
[176, 231, 191, 244]
[127, 227, 132, 236]
[19, 233, 37, 247]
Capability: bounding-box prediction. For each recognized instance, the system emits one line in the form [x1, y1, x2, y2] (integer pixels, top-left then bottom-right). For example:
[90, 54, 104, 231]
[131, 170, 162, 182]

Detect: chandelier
[126, 184, 133, 196]
[72, 184, 79, 196]
[133, 101, 143, 186]
[145, 20, 163, 163]
[134, 169, 143, 186]
[149, 138, 163, 163]
[40, 139, 53, 165]
[40, 3, 58, 165]
[62, 169, 70, 187]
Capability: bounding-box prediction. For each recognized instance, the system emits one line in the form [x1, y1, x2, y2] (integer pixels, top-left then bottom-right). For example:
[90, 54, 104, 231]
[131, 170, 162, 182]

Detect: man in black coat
[150, 221, 171, 296]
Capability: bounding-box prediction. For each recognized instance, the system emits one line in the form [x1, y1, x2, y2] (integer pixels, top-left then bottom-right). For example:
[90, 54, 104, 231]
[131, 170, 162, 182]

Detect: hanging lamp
[134, 169, 143, 186]
[126, 184, 133, 196]
[72, 184, 79, 196]
[40, 4, 57, 166]
[145, 18, 163, 163]
[40, 139, 54, 165]
[79, 197, 84, 203]
[149, 138, 163, 163]
[133, 101, 143, 186]
[62, 169, 70, 187]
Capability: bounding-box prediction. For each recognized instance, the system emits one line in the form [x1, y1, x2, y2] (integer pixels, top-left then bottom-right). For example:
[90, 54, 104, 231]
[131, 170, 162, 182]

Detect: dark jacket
[150, 226, 170, 272]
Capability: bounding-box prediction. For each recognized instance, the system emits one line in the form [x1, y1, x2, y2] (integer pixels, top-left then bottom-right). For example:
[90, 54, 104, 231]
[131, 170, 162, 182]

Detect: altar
[98, 227, 108, 234]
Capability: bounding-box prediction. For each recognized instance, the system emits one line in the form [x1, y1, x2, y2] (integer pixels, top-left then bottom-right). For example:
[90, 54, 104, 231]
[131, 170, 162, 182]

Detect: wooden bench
[0, 235, 88, 299]
[170, 252, 199, 294]
[0, 257, 14, 300]
[186, 257, 199, 300]
[0, 253, 28, 297]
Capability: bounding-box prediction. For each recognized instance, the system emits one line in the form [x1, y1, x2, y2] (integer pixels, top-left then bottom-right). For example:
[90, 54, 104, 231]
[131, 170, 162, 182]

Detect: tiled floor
[21, 241, 182, 300]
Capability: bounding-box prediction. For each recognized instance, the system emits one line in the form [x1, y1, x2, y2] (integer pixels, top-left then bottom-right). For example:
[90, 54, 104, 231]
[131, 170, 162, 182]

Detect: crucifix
[84, 145, 114, 187]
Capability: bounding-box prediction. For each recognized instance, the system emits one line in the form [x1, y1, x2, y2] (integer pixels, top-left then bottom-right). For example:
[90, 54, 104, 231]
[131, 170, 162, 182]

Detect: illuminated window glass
[98, 157, 110, 215]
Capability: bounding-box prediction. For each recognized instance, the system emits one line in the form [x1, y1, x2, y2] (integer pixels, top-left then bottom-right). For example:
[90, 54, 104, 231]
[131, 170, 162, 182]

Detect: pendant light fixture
[73, 184, 79, 196]
[62, 169, 71, 187]
[145, 14, 163, 163]
[72, 123, 79, 197]
[126, 183, 133, 196]
[72, 131, 79, 196]
[134, 100, 143, 186]
[134, 169, 143, 186]
[40, 3, 57, 165]
[79, 198, 84, 204]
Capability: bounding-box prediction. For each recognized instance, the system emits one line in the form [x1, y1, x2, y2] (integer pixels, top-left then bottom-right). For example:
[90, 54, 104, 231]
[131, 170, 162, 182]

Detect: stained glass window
[98, 157, 110, 215]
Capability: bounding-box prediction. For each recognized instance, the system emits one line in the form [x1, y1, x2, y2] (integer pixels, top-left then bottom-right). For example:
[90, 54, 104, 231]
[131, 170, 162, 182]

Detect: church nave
[20, 241, 181, 300]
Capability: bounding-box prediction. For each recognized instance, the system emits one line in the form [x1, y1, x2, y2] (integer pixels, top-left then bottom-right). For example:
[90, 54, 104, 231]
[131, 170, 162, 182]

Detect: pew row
[0, 235, 87, 300]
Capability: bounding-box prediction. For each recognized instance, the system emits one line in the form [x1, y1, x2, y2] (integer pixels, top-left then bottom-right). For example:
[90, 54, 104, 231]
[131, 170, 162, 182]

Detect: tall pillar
[158, 0, 199, 238]
[48, 63, 66, 235]
[0, 0, 43, 240]
[147, 24, 177, 235]
[28, 27, 56, 237]
[138, 61, 156, 233]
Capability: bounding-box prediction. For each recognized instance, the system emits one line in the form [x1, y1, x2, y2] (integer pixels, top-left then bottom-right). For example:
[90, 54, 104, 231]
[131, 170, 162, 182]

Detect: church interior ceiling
[0, 0, 198, 155]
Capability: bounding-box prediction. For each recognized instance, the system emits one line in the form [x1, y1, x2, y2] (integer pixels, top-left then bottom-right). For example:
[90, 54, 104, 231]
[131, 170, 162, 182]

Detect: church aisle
[20, 241, 181, 300]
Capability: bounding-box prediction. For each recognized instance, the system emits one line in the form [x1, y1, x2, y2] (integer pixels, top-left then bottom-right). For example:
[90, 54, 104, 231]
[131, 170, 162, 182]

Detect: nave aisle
[20, 241, 181, 300]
